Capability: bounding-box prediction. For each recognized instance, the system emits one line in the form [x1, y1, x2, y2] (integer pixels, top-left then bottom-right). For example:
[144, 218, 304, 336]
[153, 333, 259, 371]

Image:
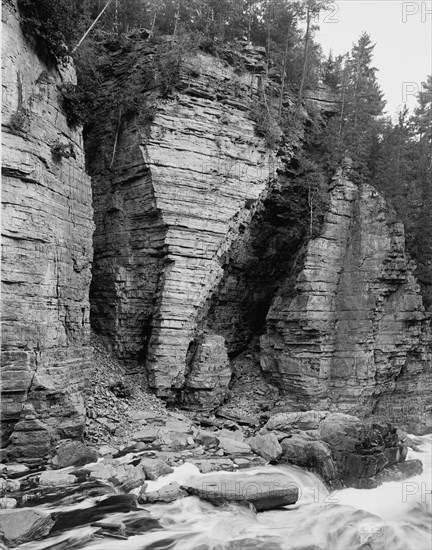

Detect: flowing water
[15, 435, 432, 550]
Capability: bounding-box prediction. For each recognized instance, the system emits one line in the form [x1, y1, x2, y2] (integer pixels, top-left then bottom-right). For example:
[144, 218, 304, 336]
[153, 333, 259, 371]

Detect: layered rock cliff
[87, 41, 279, 404]
[87, 38, 431, 432]
[261, 166, 432, 432]
[1, 2, 94, 463]
[2, 7, 431, 470]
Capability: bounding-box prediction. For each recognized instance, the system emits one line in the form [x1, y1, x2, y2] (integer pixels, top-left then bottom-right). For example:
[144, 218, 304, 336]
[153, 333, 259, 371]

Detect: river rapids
[12, 434, 432, 550]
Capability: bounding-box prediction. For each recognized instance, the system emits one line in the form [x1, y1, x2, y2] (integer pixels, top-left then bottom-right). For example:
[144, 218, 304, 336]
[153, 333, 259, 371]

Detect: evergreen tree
[324, 33, 386, 179]
[411, 75, 432, 176]
[296, 0, 329, 108]
[371, 79, 432, 307]
[322, 51, 344, 91]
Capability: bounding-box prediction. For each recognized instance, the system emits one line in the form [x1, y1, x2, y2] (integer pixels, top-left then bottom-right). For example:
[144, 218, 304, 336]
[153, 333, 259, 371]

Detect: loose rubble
[0, 337, 425, 548]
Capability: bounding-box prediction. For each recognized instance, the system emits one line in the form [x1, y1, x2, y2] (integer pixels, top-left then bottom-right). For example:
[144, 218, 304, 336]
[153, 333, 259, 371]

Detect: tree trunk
[297, 2, 312, 111]
[173, 2, 180, 37]
[266, 0, 271, 72]
[149, 11, 157, 37]
[278, 32, 290, 120]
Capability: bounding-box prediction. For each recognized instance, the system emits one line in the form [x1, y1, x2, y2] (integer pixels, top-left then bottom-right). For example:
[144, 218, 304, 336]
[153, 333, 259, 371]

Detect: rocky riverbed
[0, 335, 424, 547]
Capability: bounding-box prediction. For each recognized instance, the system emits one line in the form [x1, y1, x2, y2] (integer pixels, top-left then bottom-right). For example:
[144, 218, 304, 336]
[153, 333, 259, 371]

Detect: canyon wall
[88, 39, 431, 431]
[1, 1, 94, 463]
[2, 8, 430, 467]
[87, 42, 279, 404]
[260, 167, 432, 432]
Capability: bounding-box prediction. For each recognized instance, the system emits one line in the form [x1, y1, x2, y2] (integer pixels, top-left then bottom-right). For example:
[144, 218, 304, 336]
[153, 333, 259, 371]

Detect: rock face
[1, 2, 94, 462]
[260, 168, 432, 432]
[87, 42, 277, 400]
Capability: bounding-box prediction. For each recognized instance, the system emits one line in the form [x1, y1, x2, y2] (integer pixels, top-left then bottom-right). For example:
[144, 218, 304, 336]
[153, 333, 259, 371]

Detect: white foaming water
[336, 434, 432, 520]
[17, 435, 432, 550]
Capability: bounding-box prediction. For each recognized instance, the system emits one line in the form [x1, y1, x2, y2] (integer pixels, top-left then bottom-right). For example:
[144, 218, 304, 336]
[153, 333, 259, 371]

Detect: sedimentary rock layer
[1, 2, 94, 462]
[260, 167, 432, 432]
[87, 38, 430, 429]
[87, 43, 277, 399]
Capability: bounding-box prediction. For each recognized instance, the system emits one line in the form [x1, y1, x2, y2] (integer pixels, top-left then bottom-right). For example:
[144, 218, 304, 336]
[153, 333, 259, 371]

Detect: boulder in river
[182, 472, 299, 511]
[319, 413, 368, 452]
[51, 440, 98, 469]
[280, 433, 336, 481]
[267, 411, 411, 487]
[0, 508, 54, 546]
[248, 433, 282, 462]
[87, 460, 146, 490]
[39, 471, 77, 487]
[138, 481, 187, 504]
[140, 458, 174, 480]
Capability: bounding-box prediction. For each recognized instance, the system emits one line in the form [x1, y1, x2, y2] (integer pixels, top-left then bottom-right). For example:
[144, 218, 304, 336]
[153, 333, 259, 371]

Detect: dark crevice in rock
[199, 167, 315, 358]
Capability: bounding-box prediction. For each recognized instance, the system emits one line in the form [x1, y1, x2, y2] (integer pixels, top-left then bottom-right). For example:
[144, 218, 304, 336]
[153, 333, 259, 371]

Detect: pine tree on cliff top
[340, 32, 386, 180]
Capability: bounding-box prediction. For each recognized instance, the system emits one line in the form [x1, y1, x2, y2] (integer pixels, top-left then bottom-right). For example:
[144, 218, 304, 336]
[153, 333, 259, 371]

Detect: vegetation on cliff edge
[17, 0, 432, 305]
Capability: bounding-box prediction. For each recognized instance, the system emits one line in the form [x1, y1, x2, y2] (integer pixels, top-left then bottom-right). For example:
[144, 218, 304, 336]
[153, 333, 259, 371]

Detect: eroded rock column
[260, 169, 432, 431]
[87, 46, 277, 402]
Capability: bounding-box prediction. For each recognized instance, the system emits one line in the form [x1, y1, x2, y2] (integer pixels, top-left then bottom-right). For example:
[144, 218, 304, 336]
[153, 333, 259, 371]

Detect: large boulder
[182, 335, 232, 411]
[188, 457, 236, 474]
[248, 433, 282, 462]
[182, 472, 298, 511]
[51, 440, 98, 469]
[140, 458, 174, 480]
[0, 509, 54, 546]
[265, 411, 328, 432]
[86, 460, 146, 490]
[318, 414, 401, 485]
[138, 481, 186, 504]
[218, 437, 251, 455]
[319, 413, 368, 452]
[39, 471, 77, 487]
[0, 498, 17, 510]
[195, 430, 220, 450]
[267, 411, 411, 488]
[280, 433, 336, 481]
